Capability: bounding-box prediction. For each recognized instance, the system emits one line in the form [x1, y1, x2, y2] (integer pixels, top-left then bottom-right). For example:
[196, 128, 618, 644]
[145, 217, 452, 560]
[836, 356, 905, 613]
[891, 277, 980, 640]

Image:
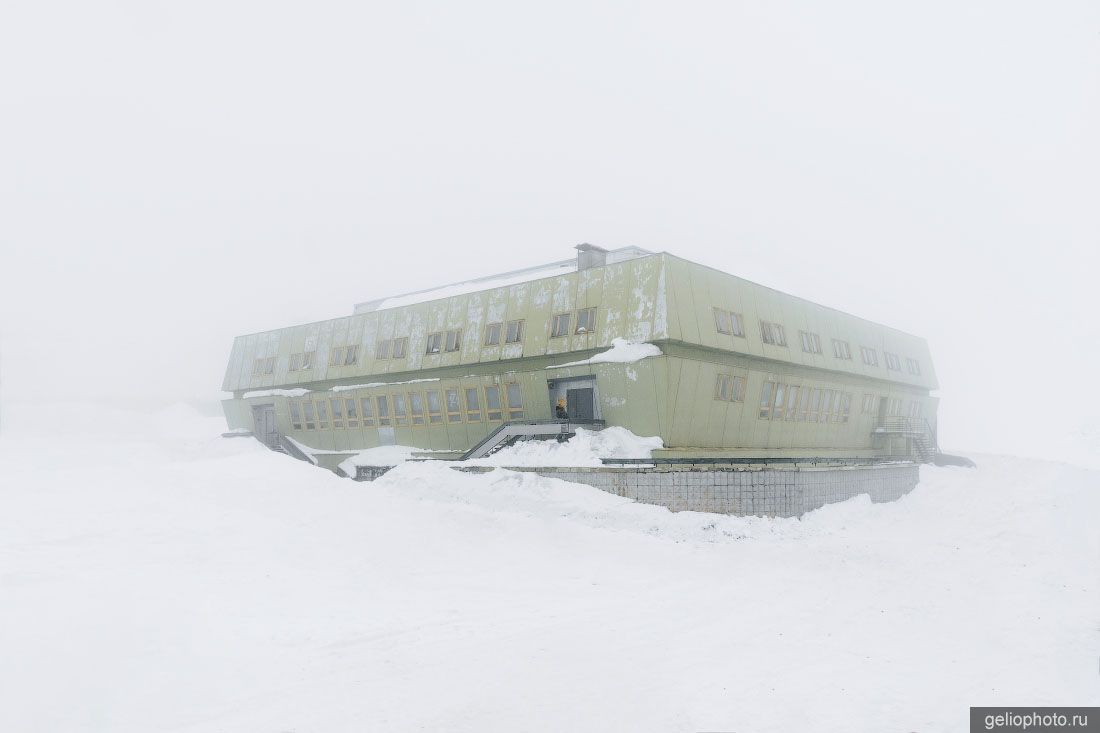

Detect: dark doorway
[566, 388, 595, 420]
[251, 404, 279, 449]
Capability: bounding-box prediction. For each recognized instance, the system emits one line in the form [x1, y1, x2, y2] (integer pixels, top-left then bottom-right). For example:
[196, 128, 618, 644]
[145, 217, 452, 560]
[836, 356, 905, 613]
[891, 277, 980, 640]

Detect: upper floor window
[800, 331, 822, 354]
[861, 393, 878, 414]
[263, 356, 275, 375]
[551, 313, 571, 338]
[484, 323, 502, 346]
[376, 338, 407, 360]
[288, 353, 302, 371]
[884, 352, 901, 371]
[393, 338, 407, 359]
[907, 358, 921, 375]
[330, 346, 345, 366]
[575, 307, 597, 334]
[344, 344, 360, 365]
[252, 358, 264, 375]
[713, 309, 746, 337]
[505, 319, 524, 344]
[445, 329, 462, 352]
[425, 333, 442, 354]
[301, 351, 314, 369]
[760, 321, 787, 347]
[860, 346, 879, 366]
[832, 340, 851, 360]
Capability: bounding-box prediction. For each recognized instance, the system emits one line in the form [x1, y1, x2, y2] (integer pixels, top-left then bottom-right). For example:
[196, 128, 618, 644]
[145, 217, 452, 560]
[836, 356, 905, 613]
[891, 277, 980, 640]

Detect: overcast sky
[1, 1, 1097, 457]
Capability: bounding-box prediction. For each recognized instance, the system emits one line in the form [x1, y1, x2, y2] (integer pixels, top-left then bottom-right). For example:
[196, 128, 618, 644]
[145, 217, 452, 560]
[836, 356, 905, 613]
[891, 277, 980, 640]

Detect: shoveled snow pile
[337, 444, 422, 474]
[466, 426, 662, 466]
[1, 401, 1097, 733]
[546, 338, 662, 369]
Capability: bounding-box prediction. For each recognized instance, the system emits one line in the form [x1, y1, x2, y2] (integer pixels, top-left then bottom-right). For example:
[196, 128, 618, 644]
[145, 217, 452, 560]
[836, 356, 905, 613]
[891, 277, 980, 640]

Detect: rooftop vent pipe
[575, 243, 608, 271]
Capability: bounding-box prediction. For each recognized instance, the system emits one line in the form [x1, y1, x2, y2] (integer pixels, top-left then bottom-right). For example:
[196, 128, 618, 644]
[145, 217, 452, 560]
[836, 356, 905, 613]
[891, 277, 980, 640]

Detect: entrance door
[251, 404, 279, 448]
[566, 388, 595, 420]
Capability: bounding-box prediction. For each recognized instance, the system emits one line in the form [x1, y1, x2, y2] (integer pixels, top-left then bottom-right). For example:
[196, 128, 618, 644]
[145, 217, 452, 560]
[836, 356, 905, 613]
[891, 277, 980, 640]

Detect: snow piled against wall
[467, 426, 662, 467]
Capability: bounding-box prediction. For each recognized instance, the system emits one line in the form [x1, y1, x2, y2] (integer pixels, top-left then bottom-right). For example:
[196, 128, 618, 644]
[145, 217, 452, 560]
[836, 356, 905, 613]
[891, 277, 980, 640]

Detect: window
[484, 323, 502, 346]
[551, 313, 571, 338]
[909, 400, 923, 418]
[729, 312, 745, 337]
[907, 358, 921, 375]
[759, 380, 776, 419]
[360, 397, 375, 426]
[819, 389, 833, 423]
[808, 388, 821, 421]
[331, 346, 345, 366]
[446, 389, 462, 422]
[575, 307, 597, 334]
[426, 390, 443, 424]
[884, 352, 901, 371]
[301, 351, 314, 369]
[861, 393, 878, 414]
[303, 401, 316, 430]
[316, 400, 329, 429]
[888, 397, 903, 416]
[409, 392, 425, 425]
[506, 383, 524, 419]
[485, 386, 502, 420]
[760, 320, 787, 347]
[860, 346, 878, 366]
[464, 388, 482, 422]
[784, 385, 801, 420]
[731, 375, 746, 402]
[425, 333, 442, 354]
[796, 387, 810, 421]
[445, 329, 462, 352]
[345, 398, 358, 428]
[715, 373, 732, 401]
[830, 391, 843, 422]
[840, 393, 852, 423]
[345, 345, 360, 365]
[331, 398, 344, 428]
[252, 358, 264, 375]
[800, 331, 822, 354]
[714, 308, 732, 335]
[392, 394, 407, 426]
[832, 340, 852, 360]
[376, 396, 391, 426]
[289, 401, 302, 430]
[376, 338, 407, 360]
[505, 320, 524, 344]
[263, 357, 275, 375]
[289, 353, 302, 371]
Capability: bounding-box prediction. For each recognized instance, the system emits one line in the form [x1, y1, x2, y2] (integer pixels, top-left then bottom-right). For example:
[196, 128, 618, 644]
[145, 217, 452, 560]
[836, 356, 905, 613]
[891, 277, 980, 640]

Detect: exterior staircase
[462, 419, 606, 460]
[873, 417, 938, 463]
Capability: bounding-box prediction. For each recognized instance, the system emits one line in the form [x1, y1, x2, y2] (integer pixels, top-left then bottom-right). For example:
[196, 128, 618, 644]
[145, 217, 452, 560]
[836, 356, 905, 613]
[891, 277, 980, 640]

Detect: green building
[222, 245, 938, 470]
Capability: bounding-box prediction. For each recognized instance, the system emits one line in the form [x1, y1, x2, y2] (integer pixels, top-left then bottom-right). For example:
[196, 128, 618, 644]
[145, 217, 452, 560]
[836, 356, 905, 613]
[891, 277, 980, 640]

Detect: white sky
[1, 1, 1097, 456]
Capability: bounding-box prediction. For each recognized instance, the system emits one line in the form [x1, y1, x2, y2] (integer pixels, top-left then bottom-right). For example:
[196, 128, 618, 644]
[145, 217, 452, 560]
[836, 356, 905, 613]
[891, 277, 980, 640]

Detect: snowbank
[465, 426, 662, 467]
[331, 378, 439, 393]
[337, 444, 422, 475]
[545, 338, 662, 369]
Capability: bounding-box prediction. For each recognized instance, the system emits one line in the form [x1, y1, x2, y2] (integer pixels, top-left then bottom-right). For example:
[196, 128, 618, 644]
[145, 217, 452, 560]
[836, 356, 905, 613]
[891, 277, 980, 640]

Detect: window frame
[444, 329, 462, 352]
[550, 313, 571, 338]
[445, 389, 463, 422]
[760, 320, 787, 347]
[409, 391, 426, 425]
[360, 397, 375, 426]
[425, 333, 442, 355]
[505, 383, 524, 419]
[484, 323, 502, 346]
[426, 390, 443, 424]
[504, 319, 525, 344]
[485, 385, 503, 421]
[799, 331, 822, 354]
[832, 339, 852, 360]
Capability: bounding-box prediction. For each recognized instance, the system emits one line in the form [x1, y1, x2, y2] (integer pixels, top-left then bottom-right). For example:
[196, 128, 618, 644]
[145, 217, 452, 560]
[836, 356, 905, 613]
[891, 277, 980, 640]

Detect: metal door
[566, 388, 595, 420]
[251, 404, 279, 448]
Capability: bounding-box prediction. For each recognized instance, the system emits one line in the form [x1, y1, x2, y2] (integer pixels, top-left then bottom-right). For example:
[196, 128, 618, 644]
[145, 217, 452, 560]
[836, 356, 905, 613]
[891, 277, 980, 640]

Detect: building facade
[221, 245, 938, 465]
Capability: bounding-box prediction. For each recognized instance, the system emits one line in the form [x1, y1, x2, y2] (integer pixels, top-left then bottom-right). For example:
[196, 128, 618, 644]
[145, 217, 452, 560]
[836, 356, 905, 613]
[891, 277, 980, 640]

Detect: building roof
[352, 246, 654, 314]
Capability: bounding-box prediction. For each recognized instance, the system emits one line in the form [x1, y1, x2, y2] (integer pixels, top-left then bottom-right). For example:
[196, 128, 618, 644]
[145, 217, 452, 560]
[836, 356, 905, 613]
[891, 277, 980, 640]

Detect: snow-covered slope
[0, 403, 1097, 732]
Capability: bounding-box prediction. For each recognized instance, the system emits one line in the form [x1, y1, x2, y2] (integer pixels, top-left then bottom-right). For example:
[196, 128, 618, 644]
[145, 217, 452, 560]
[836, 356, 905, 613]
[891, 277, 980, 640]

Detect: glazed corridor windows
[714, 373, 746, 402]
[760, 382, 851, 423]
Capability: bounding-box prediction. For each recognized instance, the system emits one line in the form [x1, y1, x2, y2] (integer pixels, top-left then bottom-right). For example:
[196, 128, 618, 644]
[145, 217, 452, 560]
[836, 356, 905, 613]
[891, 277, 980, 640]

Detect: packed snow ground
[1, 403, 1097, 732]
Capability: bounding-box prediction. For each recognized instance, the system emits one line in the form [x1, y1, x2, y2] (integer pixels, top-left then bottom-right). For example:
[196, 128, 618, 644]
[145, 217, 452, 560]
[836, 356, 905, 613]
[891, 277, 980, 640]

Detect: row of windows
[288, 384, 526, 431]
[711, 306, 922, 376]
[759, 381, 853, 423]
[255, 309, 600, 376]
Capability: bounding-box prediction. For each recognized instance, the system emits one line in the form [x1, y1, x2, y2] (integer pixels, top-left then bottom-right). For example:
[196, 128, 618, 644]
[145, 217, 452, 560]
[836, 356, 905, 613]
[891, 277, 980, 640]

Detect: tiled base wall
[356, 462, 920, 517]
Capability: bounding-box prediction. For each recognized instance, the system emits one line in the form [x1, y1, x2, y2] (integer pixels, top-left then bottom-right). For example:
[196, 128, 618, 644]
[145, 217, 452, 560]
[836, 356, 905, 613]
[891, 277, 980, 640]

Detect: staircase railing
[873, 417, 938, 463]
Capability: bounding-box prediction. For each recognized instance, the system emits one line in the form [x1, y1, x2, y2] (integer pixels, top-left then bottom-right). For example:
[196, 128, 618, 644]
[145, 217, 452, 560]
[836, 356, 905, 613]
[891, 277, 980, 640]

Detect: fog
[2, 1, 1097, 459]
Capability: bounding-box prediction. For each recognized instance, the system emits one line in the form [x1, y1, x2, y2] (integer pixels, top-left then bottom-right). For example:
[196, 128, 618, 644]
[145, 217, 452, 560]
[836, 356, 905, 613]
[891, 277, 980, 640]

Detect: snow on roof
[544, 339, 662, 370]
[353, 246, 653, 314]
